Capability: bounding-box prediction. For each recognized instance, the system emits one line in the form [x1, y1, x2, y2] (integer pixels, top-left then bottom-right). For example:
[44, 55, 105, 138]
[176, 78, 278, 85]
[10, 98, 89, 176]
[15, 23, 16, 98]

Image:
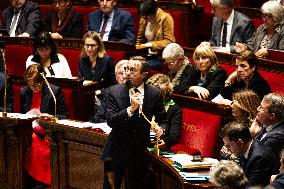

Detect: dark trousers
[112, 148, 149, 189]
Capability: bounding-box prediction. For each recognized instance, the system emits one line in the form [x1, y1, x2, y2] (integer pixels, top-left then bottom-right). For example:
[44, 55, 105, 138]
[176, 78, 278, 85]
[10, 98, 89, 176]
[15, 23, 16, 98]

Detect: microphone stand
[40, 73, 58, 123]
[0, 41, 7, 118]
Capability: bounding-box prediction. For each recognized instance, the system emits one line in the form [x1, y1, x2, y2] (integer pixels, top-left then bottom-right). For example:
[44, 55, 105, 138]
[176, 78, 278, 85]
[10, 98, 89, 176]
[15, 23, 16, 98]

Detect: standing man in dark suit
[209, 0, 255, 53]
[220, 121, 278, 187]
[253, 93, 284, 157]
[106, 56, 167, 189]
[86, 0, 135, 43]
[2, 0, 41, 37]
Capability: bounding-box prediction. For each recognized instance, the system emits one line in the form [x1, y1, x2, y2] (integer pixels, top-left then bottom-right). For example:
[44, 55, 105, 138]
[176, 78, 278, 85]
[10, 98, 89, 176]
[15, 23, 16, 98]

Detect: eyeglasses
[166, 58, 179, 65]
[124, 66, 138, 73]
[262, 13, 273, 20]
[84, 43, 98, 49]
[98, 0, 112, 2]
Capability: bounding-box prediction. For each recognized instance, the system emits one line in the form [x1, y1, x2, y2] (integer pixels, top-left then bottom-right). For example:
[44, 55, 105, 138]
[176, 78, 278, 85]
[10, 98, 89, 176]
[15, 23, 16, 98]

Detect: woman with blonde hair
[147, 73, 181, 149]
[78, 31, 115, 90]
[185, 43, 227, 100]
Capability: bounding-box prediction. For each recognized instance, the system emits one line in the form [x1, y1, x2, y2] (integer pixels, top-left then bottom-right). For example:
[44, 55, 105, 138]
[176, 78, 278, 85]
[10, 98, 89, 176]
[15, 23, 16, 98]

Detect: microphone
[0, 40, 7, 117]
[40, 71, 58, 123]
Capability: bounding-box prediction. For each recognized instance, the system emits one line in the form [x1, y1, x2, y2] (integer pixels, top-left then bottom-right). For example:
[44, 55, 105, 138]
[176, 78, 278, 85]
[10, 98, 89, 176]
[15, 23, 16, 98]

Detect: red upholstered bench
[251, 18, 264, 29]
[106, 50, 126, 64]
[168, 11, 183, 46]
[73, 6, 98, 33]
[13, 85, 22, 113]
[6, 45, 32, 76]
[59, 48, 81, 76]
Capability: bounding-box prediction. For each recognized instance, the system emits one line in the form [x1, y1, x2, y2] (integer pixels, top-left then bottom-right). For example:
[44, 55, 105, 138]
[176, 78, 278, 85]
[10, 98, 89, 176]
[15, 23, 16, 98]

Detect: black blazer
[255, 121, 284, 157]
[20, 84, 67, 119]
[86, 8, 135, 43]
[161, 103, 182, 147]
[106, 83, 167, 166]
[0, 72, 14, 113]
[242, 140, 278, 187]
[78, 55, 115, 89]
[222, 71, 271, 100]
[44, 8, 83, 39]
[186, 66, 227, 100]
[2, 1, 41, 37]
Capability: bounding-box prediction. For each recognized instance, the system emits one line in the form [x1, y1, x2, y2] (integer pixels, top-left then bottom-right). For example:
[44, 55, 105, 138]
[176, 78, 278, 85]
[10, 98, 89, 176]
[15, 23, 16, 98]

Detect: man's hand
[255, 48, 268, 58]
[130, 93, 142, 113]
[234, 42, 247, 53]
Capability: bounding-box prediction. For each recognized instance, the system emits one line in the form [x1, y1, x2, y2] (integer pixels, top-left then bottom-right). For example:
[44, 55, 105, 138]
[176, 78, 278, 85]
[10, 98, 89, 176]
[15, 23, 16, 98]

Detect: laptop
[267, 49, 284, 62]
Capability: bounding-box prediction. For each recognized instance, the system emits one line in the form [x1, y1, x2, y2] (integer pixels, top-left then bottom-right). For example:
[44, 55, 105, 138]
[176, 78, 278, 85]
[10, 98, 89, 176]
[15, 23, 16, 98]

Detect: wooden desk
[41, 119, 215, 189]
[0, 115, 34, 189]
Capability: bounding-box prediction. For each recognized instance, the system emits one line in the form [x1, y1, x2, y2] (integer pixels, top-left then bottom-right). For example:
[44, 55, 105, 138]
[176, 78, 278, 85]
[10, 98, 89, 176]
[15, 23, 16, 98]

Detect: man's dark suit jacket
[78, 55, 115, 89]
[209, 10, 255, 53]
[241, 140, 278, 187]
[0, 72, 13, 113]
[20, 84, 67, 119]
[106, 83, 167, 166]
[44, 9, 83, 39]
[87, 8, 135, 43]
[255, 121, 284, 157]
[2, 1, 41, 37]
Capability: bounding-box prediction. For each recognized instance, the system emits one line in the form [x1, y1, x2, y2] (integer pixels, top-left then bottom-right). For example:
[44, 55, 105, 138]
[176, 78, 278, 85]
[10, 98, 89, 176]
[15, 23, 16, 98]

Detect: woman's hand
[188, 86, 210, 99]
[135, 42, 152, 49]
[51, 32, 63, 39]
[225, 71, 238, 86]
[39, 113, 54, 123]
[234, 42, 247, 53]
[255, 48, 268, 58]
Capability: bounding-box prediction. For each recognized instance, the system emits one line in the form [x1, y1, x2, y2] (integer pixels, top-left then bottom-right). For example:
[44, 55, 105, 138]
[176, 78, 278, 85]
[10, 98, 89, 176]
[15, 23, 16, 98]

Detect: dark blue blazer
[20, 84, 67, 119]
[0, 72, 13, 113]
[78, 55, 115, 89]
[242, 140, 278, 187]
[86, 8, 135, 43]
[106, 83, 167, 166]
[2, 1, 41, 37]
[255, 121, 284, 158]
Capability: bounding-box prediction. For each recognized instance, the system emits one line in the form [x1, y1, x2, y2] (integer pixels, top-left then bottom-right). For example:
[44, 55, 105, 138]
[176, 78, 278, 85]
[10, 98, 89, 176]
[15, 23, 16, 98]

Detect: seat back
[179, 108, 222, 158]
[59, 48, 81, 76]
[106, 50, 126, 64]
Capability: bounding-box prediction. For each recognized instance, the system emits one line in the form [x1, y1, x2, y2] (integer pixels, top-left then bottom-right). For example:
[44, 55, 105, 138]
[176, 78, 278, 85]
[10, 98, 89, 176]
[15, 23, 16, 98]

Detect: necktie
[260, 127, 268, 141]
[9, 10, 19, 36]
[222, 21, 228, 47]
[100, 15, 109, 38]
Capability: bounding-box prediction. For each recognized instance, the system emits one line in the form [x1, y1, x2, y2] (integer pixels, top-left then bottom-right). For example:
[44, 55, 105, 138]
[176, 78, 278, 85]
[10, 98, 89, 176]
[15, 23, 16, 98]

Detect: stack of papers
[0, 112, 38, 119]
[179, 172, 210, 183]
[150, 131, 156, 141]
[57, 120, 112, 134]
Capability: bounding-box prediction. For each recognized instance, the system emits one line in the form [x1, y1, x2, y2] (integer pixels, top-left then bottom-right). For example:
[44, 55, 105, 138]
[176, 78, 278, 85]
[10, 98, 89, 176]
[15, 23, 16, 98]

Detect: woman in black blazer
[78, 31, 116, 91]
[147, 73, 182, 149]
[21, 64, 67, 189]
[44, 0, 83, 39]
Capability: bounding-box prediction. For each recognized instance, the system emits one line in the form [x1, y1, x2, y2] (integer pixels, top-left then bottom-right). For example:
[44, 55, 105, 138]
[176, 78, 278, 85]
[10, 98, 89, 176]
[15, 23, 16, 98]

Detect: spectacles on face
[84, 43, 98, 49]
[37, 47, 51, 52]
[98, 0, 112, 3]
[124, 66, 138, 73]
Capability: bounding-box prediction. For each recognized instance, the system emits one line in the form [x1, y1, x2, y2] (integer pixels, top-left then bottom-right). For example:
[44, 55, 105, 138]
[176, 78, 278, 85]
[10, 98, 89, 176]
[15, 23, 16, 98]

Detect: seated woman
[136, 0, 175, 70]
[162, 43, 196, 95]
[146, 74, 181, 149]
[235, 0, 284, 58]
[222, 50, 271, 100]
[21, 64, 67, 188]
[44, 0, 83, 39]
[26, 31, 72, 78]
[78, 31, 116, 91]
[186, 43, 227, 100]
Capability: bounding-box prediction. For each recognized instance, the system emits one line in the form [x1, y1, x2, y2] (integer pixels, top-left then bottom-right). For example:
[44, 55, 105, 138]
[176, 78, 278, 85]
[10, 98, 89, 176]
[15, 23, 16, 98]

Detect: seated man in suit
[106, 56, 167, 189]
[220, 121, 278, 187]
[1, 0, 41, 37]
[209, 0, 255, 53]
[86, 0, 135, 43]
[252, 93, 284, 159]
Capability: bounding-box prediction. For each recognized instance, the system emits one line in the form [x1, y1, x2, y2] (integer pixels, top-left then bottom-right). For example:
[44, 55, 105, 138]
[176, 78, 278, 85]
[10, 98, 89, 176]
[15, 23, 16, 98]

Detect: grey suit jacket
[247, 23, 284, 52]
[2, 1, 41, 37]
[210, 10, 255, 53]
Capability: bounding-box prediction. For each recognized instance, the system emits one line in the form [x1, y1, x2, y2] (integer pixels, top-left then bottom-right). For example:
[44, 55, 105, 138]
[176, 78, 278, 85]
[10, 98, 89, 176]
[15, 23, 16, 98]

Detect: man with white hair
[162, 43, 197, 95]
[209, 0, 255, 53]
